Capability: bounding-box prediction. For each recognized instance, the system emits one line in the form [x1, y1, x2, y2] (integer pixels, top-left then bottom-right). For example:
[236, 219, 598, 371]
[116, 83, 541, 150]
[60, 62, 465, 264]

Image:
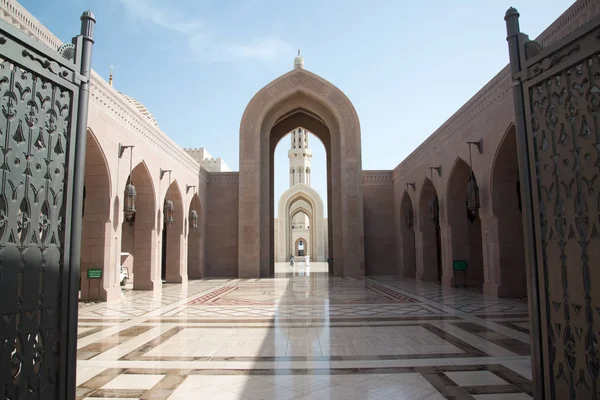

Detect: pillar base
[102, 285, 122, 302]
[483, 281, 500, 297]
[133, 279, 162, 291]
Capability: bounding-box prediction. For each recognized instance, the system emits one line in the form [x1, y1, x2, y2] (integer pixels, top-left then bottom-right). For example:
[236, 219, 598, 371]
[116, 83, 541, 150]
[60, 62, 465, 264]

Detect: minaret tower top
[288, 128, 312, 187]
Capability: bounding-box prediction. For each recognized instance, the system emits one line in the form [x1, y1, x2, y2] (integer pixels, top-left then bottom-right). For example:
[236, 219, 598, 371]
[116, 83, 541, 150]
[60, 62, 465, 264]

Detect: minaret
[288, 127, 312, 187]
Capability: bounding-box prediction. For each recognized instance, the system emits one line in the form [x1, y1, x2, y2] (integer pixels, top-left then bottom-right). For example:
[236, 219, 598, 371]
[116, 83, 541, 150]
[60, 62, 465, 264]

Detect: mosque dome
[120, 93, 159, 128]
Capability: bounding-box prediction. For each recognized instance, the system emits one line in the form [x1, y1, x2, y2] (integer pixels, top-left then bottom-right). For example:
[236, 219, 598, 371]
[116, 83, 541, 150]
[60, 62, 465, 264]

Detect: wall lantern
[466, 139, 483, 222]
[404, 208, 414, 228]
[186, 184, 198, 232]
[190, 209, 199, 231]
[119, 144, 136, 225]
[428, 195, 440, 223]
[428, 166, 441, 223]
[161, 169, 174, 225]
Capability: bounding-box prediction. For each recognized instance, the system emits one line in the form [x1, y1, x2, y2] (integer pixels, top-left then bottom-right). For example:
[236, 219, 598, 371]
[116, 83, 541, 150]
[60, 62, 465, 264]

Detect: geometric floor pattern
[76, 262, 533, 399]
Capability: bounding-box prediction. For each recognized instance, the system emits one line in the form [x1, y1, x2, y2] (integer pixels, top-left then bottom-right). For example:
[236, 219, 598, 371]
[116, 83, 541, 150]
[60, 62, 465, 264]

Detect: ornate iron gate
[0, 11, 95, 400]
[506, 8, 600, 400]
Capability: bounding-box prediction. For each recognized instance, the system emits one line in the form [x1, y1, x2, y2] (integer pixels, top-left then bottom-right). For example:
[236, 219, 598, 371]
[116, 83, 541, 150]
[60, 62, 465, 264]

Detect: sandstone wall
[362, 171, 397, 275]
[205, 172, 239, 277]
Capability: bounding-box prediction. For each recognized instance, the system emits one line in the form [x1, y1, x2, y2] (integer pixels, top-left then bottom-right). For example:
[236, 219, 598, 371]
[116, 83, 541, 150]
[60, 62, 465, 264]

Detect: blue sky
[21, 0, 573, 215]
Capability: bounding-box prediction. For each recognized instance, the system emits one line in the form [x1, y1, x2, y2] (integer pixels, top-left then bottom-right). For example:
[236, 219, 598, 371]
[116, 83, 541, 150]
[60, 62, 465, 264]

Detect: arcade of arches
[76, 29, 531, 302]
[5, 0, 600, 398]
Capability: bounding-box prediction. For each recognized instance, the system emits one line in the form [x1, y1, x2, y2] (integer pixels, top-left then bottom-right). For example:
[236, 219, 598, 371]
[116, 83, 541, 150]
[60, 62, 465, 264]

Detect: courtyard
[75, 263, 533, 399]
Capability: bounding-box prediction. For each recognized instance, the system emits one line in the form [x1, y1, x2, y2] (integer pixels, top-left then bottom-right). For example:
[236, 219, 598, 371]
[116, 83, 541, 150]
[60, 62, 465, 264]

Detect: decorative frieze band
[362, 171, 393, 185]
[208, 172, 239, 185]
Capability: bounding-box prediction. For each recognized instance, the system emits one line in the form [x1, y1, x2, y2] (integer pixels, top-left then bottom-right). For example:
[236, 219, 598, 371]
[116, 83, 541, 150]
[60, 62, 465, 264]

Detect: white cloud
[188, 35, 293, 63]
[118, 0, 202, 35]
[117, 0, 290, 62]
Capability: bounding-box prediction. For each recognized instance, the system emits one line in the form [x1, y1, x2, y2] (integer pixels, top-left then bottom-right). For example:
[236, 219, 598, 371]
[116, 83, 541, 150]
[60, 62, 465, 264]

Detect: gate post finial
[505, 7, 520, 38]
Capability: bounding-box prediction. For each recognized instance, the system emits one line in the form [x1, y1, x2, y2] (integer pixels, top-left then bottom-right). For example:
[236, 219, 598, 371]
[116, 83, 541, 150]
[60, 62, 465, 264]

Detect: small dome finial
[109, 65, 113, 86]
[294, 50, 304, 70]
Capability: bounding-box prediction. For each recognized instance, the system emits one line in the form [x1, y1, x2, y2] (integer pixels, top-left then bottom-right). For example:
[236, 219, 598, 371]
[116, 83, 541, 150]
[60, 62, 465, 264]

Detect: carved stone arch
[276, 184, 326, 263]
[399, 190, 416, 278]
[490, 124, 518, 213]
[416, 177, 441, 281]
[85, 128, 112, 202]
[121, 160, 159, 290]
[489, 124, 526, 297]
[446, 156, 473, 207]
[162, 179, 185, 283]
[80, 128, 113, 301]
[240, 67, 363, 277]
[446, 156, 484, 288]
[187, 193, 204, 278]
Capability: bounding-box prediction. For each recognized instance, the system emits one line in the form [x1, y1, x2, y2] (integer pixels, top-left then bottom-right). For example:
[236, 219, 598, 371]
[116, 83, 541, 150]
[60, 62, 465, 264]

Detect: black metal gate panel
[0, 12, 94, 400]
[506, 8, 600, 400]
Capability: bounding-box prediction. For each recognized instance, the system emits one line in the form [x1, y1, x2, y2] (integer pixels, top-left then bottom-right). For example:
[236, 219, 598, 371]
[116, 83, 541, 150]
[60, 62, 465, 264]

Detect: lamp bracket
[160, 169, 172, 180]
[118, 143, 134, 159]
[406, 182, 416, 191]
[429, 166, 442, 177]
[186, 184, 196, 194]
[467, 139, 484, 154]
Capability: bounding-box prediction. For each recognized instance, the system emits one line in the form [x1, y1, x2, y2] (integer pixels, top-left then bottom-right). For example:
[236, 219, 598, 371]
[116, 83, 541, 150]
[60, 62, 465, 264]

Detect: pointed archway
[417, 178, 441, 281]
[80, 130, 112, 301]
[276, 184, 326, 262]
[162, 180, 185, 283]
[399, 191, 416, 278]
[121, 161, 158, 290]
[446, 158, 484, 288]
[187, 193, 203, 278]
[239, 66, 363, 277]
[491, 126, 526, 298]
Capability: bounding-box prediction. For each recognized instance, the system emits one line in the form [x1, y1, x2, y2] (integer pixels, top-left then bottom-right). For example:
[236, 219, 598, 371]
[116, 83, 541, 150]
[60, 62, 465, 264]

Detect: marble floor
[76, 262, 533, 399]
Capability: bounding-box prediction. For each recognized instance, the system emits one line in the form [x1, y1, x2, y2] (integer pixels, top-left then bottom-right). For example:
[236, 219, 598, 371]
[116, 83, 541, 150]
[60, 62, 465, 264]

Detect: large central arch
[239, 67, 364, 277]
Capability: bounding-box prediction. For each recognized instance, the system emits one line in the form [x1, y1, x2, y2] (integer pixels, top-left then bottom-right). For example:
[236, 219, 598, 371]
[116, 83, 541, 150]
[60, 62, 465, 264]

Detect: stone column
[133, 225, 160, 290]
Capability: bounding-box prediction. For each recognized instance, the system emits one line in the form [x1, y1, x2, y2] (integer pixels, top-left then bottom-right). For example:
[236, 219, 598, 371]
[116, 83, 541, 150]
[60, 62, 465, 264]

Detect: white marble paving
[76, 265, 535, 399]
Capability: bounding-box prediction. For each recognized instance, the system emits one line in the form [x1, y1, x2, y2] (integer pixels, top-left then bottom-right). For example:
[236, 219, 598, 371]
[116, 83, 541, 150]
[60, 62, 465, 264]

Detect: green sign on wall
[453, 260, 467, 271]
[87, 269, 102, 279]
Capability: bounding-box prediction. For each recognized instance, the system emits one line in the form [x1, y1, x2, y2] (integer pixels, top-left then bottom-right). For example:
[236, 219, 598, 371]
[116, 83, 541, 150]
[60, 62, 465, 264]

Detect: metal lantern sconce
[186, 184, 198, 232]
[428, 166, 441, 223]
[119, 144, 136, 226]
[161, 169, 174, 225]
[466, 139, 483, 220]
[190, 209, 199, 231]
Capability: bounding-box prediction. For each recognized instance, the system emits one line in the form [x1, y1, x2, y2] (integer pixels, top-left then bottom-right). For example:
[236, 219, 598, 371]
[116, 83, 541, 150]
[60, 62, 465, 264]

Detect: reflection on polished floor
[76, 262, 533, 399]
